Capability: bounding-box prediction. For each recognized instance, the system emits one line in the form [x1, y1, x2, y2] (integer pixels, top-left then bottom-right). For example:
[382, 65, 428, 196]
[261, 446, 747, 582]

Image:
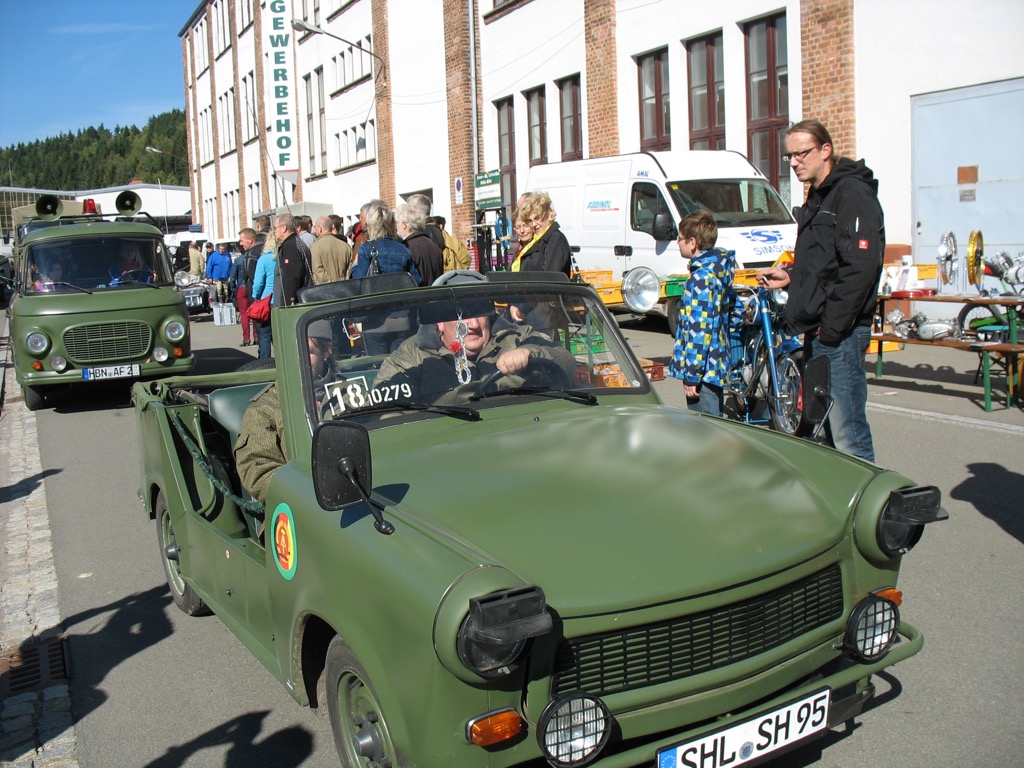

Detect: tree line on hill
[0, 110, 189, 190]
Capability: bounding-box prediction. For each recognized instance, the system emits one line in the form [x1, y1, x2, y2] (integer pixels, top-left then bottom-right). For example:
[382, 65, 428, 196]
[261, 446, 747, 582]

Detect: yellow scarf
[510, 223, 551, 272]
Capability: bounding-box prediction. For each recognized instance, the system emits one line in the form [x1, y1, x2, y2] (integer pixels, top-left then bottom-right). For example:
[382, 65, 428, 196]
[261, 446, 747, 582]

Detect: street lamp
[290, 18, 386, 80]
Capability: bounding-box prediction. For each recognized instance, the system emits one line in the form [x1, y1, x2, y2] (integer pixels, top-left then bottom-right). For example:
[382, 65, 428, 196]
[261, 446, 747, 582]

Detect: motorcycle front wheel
[768, 350, 803, 436]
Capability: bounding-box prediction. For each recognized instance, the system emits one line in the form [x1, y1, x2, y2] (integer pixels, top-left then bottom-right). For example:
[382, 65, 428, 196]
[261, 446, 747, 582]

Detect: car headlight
[845, 593, 900, 662]
[165, 320, 187, 342]
[877, 486, 946, 557]
[537, 693, 612, 767]
[456, 586, 552, 676]
[621, 267, 660, 313]
[26, 332, 49, 355]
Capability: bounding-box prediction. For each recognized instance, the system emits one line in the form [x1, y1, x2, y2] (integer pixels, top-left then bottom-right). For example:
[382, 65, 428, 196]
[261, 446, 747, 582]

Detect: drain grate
[0, 638, 69, 697]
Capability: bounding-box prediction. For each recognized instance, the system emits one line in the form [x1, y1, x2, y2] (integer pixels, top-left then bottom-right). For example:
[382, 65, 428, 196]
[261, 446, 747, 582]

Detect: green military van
[5, 193, 194, 410]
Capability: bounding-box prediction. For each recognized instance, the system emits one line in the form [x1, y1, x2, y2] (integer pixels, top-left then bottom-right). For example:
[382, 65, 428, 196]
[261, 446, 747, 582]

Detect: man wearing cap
[235, 320, 335, 502]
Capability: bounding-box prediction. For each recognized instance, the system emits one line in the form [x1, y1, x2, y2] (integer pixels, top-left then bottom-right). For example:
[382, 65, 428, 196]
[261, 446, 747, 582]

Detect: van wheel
[237, 357, 275, 372]
[23, 385, 45, 412]
[156, 491, 210, 616]
[666, 296, 682, 337]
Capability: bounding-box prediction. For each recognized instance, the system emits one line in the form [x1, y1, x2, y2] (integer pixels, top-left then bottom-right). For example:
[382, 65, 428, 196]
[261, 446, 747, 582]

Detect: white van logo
[586, 200, 619, 212]
[740, 229, 785, 244]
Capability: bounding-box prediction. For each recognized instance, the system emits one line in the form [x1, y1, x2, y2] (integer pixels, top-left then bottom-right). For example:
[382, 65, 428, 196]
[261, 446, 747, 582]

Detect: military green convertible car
[132, 273, 944, 768]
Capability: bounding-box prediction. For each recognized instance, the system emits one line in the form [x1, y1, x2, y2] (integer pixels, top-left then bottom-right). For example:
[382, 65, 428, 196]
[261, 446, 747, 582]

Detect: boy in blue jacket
[668, 210, 736, 416]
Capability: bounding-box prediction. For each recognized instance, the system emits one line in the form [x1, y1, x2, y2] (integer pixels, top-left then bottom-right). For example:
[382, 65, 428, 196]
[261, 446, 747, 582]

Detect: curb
[0, 309, 80, 767]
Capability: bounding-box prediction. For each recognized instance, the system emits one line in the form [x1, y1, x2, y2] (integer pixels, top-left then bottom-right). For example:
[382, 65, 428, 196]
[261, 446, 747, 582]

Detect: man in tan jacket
[310, 215, 353, 284]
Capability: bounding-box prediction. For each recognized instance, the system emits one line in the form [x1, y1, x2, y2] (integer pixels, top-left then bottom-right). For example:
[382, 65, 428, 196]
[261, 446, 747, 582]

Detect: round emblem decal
[271, 504, 297, 580]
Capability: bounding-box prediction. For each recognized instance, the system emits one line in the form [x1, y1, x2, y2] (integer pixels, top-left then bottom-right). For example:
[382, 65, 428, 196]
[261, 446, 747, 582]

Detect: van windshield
[667, 179, 792, 227]
[26, 237, 172, 293]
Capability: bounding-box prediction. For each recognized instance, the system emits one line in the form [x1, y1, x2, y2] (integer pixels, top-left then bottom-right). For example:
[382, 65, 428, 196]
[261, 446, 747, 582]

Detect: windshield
[25, 236, 172, 293]
[667, 178, 792, 226]
[299, 282, 650, 426]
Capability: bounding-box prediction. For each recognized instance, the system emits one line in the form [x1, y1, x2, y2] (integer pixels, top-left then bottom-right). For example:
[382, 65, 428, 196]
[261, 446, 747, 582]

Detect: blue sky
[0, 1, 199, 147]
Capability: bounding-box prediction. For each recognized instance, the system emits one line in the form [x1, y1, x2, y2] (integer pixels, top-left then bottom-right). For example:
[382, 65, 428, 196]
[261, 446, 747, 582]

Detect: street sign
[475, 170, 502, 210]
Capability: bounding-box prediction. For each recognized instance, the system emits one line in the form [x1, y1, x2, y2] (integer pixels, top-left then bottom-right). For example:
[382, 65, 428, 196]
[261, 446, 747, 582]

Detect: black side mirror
[312, 421, 394, 534]
[798, 354, 831, 437]
[652, 212, 677, 242]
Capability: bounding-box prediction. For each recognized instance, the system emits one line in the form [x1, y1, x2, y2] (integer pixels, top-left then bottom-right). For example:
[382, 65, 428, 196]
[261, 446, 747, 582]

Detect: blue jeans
[255, 319, 273, 359]
[686, 382, 723, 417]
[810, 325, 874, 462]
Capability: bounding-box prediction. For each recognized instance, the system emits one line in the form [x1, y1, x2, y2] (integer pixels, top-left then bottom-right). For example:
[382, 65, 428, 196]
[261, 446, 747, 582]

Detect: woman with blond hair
[513, 191, 572, 277]
[251, 230, 278, 359]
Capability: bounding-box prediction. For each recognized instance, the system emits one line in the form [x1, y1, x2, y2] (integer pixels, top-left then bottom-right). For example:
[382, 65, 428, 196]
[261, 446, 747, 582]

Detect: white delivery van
[524, 151, 796, 328]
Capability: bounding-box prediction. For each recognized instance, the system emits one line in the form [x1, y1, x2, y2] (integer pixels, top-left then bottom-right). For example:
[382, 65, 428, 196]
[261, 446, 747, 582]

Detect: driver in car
[373, 304, 577, 406]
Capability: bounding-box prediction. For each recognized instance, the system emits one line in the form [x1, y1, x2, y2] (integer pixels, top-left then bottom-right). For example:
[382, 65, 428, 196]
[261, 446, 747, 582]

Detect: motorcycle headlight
[26, 332, 49, 355]
[174, 270, 191, 287]
[621, 267, 660, 313]
[771, 288, 789, 306]
[165, 320, 187, 342]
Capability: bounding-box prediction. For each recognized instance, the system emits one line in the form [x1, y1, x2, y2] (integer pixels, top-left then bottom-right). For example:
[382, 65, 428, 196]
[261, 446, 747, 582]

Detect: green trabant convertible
[132, 273, 944, 768]
[7, 194, 194, 410]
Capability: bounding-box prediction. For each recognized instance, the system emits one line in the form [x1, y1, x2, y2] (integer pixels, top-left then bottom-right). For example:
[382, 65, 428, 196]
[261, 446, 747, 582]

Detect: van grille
[63, 321, 152, 362]
[552, 565, 844, 698]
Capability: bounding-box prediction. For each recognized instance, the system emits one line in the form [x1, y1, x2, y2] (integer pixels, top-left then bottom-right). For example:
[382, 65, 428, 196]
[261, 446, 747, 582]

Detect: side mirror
[312, 421, 373, 510]
[312, 421, 394, 534]
[798, 354, 831, 437]
[652, 212, 677, 242]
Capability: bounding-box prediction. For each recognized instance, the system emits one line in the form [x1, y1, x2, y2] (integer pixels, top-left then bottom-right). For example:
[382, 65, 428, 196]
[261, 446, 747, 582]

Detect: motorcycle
[174, 270, 212, 315]
[723, 285, 831, 438]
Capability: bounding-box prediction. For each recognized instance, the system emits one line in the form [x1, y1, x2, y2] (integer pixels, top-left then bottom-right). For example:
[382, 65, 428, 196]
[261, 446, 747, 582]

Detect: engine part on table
[967, 230, 984, 285]
[937, 231, 958, 285]
[885, 308, 906, 327]
[891, 312, 927, 339]
[983, 250, 1024, 286]
[916, 320, 957, 341]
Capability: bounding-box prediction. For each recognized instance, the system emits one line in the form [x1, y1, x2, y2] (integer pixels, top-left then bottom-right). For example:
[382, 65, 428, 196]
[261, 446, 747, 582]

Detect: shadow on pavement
[0, 467, 62, 504]
[141, 710, 314, 768]
[950, 462, 1024, 545]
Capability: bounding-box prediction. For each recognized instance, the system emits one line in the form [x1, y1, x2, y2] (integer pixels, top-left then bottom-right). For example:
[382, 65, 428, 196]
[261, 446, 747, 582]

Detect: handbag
[248, 294, 272, 322]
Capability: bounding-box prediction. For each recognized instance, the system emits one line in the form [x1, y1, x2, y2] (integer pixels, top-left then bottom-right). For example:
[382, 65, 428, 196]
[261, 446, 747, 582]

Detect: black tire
[666, 296, 682, 337]
[768, 350, 803, 436]
[957, 302, 1004, 340]
[23, 385, 45, 412]
[156, 491, 210, 616]
[237, 357, 275, 372]
[324, 636, 400, 768]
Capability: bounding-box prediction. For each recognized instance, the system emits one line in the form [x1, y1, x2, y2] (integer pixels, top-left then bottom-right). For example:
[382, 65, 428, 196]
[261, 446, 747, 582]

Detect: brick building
[179, 0, 1023, 260]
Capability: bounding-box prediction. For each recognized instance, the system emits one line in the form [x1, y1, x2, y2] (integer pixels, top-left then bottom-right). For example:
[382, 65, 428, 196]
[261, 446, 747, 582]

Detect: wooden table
[872, 293, 1023, 411]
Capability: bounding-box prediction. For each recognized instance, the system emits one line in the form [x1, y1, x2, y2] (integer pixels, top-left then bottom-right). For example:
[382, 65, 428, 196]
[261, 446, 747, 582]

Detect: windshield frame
[666, 177, 793, 226]
[23, 234, 174, 294]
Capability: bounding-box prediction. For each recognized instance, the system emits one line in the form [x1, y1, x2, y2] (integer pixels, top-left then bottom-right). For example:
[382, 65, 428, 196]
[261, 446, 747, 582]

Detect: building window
[214, 0, 231, 56]
[193, 20, 208, 72]
[218, 88, 236, 155]
[241, 71, 258, 143]
[557, 75, 582, 162]
[305, 74, 315, 172]
[638, 48, 670, 151]
[688, 33, 724, 150]
[316, 67, 327, 172]
[746, 13, 789, 196]
[238, 0, 253, 32]
[524, 87, 546, 166]
[496, 98, 516, 209]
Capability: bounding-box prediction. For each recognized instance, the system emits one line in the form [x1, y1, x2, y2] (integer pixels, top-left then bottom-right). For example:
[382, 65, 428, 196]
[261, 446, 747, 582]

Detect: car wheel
[666, 296, 682, 337]
[156, 491, 209, 616]
[324, 636, 400, 768]
[768, 351, 803, 436]
[22, 385, 45, 412]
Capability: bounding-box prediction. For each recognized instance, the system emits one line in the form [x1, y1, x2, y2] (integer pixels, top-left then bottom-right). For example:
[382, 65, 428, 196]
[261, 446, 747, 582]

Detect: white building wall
[854, 0, 1024, 247]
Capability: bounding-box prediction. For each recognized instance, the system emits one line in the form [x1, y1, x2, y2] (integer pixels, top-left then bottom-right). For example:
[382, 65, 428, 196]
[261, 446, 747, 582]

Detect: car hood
[371, 403, 878, 617]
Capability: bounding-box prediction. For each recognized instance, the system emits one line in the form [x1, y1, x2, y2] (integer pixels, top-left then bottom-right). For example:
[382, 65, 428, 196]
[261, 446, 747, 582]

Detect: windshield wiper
[470, 387, 597, 405]
[38, 282, 92, 295]
[112, 278, 161, 288]
[336, 401, 481, 421]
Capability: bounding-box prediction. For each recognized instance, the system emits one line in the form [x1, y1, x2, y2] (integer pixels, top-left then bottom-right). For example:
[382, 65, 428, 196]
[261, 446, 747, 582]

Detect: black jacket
[403, 231, 444, 286]
[786, 158, 885, 340]
[275, 233, 311, 307]
[520, 221, 572, 277]
[242, 241, 264, 295]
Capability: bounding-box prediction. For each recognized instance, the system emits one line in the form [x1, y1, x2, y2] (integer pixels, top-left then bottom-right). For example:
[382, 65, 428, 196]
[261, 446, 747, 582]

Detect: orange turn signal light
[173, 347, 184, 358]
[876, 588, 903, 606]
[32, 360, 44, 371]
[468, 709, 524, 747]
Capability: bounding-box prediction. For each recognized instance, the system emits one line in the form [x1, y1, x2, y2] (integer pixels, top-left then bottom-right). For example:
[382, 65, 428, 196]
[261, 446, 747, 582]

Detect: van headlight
[26, 332, 49, 355]
[165, 320, 187, 342]
[621, 267, 660, 313]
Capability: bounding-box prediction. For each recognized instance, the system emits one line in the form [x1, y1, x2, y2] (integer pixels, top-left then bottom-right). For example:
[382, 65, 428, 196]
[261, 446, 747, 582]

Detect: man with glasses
[758, 119, 884, 462]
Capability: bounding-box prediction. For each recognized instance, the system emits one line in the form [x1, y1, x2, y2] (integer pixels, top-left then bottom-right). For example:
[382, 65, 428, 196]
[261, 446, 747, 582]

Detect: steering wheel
[474, 356, 573, 396]
[111, 267, 152, 284]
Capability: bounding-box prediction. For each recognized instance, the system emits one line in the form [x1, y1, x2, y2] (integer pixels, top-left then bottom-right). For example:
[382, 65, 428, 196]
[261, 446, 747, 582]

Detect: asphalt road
[30, 312, 1024, 767]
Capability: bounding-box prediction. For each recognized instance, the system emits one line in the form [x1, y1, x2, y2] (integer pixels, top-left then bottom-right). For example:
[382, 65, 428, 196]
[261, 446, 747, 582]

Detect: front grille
[552, 565, 844, 698]
[63, 321, 152, 362]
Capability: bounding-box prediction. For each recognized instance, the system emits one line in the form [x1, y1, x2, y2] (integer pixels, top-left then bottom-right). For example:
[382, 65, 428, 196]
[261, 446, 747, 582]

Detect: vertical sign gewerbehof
[264, 0, 300, 186]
